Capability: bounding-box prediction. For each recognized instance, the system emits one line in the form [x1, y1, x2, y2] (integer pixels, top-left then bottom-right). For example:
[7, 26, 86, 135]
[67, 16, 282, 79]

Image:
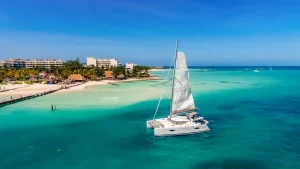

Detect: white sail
[171, 52, 196, 115]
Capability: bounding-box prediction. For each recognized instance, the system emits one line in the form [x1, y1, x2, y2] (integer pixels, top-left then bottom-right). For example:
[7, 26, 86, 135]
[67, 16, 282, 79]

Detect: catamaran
[146, 40, 210, 136]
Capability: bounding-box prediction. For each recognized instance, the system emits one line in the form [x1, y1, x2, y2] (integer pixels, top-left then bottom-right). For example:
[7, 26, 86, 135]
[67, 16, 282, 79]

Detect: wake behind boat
[146, 40, 210, 136]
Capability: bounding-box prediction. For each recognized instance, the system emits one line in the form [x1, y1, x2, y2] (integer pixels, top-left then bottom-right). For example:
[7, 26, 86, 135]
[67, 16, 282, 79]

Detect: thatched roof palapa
[104, 71, 113, 78]
[68, 74, 85, 81]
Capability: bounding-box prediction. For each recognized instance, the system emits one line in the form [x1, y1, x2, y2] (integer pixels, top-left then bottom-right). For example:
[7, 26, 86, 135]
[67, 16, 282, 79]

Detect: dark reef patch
[220, 81, 231, 83]
[218, 105, 237, 111]
[117, 132, 156, 151]
[239, 100, 267, 106]
[250, 83, 260, 86]
[190, 157, 270, 169]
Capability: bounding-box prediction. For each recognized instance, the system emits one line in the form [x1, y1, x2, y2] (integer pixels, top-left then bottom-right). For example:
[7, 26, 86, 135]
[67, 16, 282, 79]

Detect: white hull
[154, 125, 210, 136]
[147, 117, 210, 136]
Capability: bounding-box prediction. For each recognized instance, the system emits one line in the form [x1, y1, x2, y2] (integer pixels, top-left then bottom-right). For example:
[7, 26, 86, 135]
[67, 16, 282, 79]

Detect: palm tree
[112, 66, 125, 77]
[62, 69, 72, 79]
[95, 67, 103, 78]
[17, 68, 27, 80]
[132, 65, 140, 77]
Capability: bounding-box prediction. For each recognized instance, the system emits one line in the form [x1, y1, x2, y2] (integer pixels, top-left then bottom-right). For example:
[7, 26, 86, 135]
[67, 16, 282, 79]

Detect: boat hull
[147, 119, 210, 136]
[154, 125, 210, 136]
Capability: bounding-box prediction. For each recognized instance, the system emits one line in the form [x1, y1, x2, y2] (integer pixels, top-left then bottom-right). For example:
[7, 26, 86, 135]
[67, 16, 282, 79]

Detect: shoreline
[148, 68, 166, 72]
[56, 77, 160, 93]
[0, 77, 160, 97]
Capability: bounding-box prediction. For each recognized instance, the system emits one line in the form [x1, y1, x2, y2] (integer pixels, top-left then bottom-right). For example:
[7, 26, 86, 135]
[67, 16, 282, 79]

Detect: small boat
[243, 68, 249, 72]
[146, 39, 210, 136]
[254, 70, 259, 73]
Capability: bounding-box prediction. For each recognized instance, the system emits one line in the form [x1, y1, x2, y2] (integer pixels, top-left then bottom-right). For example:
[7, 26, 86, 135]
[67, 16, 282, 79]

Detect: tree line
[0, 58, 150, 83]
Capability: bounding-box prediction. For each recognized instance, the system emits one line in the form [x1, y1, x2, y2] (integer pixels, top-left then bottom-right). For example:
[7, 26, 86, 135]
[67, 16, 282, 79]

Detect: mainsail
[171, 52, 196, 115]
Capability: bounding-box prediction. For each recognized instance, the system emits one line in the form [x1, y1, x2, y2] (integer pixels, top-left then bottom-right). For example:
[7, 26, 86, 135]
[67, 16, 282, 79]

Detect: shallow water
[1, 67, 300, 169]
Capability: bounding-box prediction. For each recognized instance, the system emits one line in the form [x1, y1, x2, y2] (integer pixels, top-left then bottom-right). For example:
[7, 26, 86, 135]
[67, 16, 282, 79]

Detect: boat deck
[148, 120, 164, 128]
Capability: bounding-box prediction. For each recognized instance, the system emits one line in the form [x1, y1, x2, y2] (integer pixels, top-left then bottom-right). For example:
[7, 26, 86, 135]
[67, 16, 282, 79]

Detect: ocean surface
[1, 67, 300, 169]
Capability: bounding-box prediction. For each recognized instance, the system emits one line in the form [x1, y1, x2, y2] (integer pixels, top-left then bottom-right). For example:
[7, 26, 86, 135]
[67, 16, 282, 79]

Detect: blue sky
[0, 0, 300, 66]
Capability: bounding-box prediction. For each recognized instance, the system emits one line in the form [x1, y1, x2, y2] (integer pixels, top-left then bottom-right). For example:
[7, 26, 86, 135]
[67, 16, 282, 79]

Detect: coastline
[148, 68, 166, 72]
[0, 77, 160, 98]
[56, 77, 160, 93]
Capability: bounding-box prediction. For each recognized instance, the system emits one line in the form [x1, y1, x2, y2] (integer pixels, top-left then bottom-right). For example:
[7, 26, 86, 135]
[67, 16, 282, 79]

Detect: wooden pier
[0, 87, 62, 108]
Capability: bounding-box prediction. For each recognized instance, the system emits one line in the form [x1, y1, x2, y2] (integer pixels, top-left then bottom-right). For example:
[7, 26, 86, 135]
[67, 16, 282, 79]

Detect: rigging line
[174, 76, 184, 87]
[153, 42, 177, 120]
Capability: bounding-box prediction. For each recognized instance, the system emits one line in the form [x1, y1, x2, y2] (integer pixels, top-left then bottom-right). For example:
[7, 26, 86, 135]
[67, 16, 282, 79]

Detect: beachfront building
[86, 57, 119, 68]
[0, 58, 64, 69]
[25, 59, 64, 69]
[38, 72, 47, 79]
[0, 60, 6, 68]
[2, 58, 26, 68]
[125, 63, 138, 71]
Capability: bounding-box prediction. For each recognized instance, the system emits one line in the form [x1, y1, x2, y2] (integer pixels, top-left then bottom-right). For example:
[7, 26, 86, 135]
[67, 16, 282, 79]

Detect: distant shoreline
[149, 68, 167, 72]
[56, 77, 160, 93]
[0, 77, 160, 99]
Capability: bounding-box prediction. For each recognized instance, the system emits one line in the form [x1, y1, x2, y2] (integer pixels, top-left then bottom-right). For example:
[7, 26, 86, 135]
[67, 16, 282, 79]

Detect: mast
[170, 39, 179, 116]
[152, 38, 178, 120]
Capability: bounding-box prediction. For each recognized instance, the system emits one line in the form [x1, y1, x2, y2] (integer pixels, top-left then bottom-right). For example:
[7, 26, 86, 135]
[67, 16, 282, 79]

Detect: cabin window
[169, 130, 175, 132]
[194, 127, 199, 129]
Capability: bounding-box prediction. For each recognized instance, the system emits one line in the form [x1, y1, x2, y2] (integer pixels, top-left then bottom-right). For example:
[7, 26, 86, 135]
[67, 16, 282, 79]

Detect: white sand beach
[56, 77, 160, 93]
[0, 77, 160, 101]
[0, 84, 61, 100]
[148, 69, 166, 72]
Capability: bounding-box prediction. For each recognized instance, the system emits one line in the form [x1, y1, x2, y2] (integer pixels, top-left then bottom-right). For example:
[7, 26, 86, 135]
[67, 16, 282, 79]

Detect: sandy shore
[0, 77, 160, 99]
[56, 77, 160, 93]
[148, 69, 166, 72]
[0, 84, 61, 99]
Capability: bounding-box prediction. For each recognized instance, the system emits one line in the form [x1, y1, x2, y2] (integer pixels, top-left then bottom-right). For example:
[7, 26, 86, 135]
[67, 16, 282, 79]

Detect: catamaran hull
[147, 119, 210, 136]
[154, 125, 210, 136]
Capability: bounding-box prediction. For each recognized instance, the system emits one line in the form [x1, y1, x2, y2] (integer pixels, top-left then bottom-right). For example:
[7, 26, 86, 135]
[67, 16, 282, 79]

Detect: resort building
[0, 58, 64, 69]
[0, 60, 6, 68]
[86, 57, 119, 68]
[25, 59, 64, 69]
[3, 58, 26, 68]
[125, 63, 138, 71]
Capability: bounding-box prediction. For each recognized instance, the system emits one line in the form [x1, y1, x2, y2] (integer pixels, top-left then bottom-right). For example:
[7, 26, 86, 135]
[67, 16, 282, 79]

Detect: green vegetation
[25, 81, 34, 85]
[132, 65, 150, 77]
[13, 81, 23, 85]
[0, 79, 6, 85]
[0, 58, 150, 81]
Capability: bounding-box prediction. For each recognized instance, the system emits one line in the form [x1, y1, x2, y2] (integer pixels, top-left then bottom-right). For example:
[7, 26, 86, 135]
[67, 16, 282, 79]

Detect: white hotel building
[25, 59, 64, 69]
[0, 58, 64, 69]
[86, 57, 120, 68]
[125, 63, 138, 71]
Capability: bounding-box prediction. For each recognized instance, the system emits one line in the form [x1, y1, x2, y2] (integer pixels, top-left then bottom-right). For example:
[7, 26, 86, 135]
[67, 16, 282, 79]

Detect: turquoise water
[1, 67, 300, 169]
